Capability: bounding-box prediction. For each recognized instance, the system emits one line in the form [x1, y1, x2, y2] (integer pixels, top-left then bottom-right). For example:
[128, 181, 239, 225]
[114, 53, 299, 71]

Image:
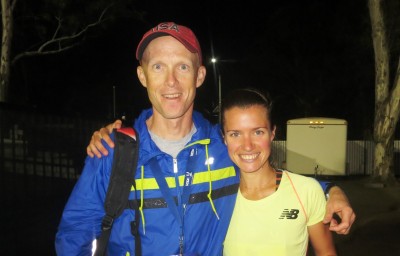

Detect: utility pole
[218, 74, 222, 124]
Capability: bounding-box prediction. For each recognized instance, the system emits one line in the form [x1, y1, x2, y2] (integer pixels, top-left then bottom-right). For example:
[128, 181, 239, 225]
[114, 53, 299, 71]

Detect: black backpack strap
[94, 127, 140, 256]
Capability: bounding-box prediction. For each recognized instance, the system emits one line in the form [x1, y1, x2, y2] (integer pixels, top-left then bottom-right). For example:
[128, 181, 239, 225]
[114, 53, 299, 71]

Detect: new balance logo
[279, 209, 299, 219]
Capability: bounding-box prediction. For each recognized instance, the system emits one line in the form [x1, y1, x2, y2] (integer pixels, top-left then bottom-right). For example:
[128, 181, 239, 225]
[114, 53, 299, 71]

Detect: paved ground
[1, 173, 400, 255]
[329, 176, 400, 256]
[0, 174, 75, 255]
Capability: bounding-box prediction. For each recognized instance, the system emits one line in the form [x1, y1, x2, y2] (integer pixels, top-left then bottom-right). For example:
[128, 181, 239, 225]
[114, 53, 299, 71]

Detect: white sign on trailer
[286, 117, 347, 176]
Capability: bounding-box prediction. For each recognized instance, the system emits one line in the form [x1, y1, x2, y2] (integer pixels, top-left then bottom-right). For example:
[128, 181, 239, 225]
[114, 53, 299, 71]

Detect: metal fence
[0, 104, 104, 180]
[271, 140, 400, 176]
[1, 104, 400, 179]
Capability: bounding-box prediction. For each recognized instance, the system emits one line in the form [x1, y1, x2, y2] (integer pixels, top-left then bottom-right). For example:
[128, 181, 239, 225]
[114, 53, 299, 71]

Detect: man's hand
[86, 120, 122, 158]
[323, 186, 356, 235]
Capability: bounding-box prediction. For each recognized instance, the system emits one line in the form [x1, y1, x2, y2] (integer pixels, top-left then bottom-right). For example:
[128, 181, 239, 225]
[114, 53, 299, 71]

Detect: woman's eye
[255, 130, 264, 136]
[229, 132, 239, 137]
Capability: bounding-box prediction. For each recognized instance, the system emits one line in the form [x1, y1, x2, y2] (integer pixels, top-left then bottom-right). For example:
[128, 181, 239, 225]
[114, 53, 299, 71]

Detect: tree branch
[11, 0, 17, 12]
[11, 5, 111, 66]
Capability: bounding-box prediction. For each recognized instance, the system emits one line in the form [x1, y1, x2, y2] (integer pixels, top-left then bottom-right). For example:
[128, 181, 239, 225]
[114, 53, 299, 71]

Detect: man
[56, 22, 355, 256]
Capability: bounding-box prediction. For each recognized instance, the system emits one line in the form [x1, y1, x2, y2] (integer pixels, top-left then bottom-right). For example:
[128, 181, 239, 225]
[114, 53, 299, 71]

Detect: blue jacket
[55, 109, 240, 256]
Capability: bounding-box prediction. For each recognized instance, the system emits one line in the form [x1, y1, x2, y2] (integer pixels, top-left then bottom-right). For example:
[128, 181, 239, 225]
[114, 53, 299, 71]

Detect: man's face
[137, 36, 206, 120]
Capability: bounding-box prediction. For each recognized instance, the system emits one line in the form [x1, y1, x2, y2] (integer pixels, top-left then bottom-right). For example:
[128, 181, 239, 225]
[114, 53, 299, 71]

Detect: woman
[221, 88, 336, 256]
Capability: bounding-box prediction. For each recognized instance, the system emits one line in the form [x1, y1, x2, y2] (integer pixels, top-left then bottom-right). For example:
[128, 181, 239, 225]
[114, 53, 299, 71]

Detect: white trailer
[286, 117, 347, 176]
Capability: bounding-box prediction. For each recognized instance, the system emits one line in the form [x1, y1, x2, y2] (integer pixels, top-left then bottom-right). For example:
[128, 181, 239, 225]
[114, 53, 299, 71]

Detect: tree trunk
[0, 0, 13, 103]
[368, 0, 400, 186]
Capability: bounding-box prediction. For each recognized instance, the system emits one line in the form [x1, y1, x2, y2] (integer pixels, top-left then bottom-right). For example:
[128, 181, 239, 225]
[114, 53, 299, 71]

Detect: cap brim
[136, 32, 199, 61]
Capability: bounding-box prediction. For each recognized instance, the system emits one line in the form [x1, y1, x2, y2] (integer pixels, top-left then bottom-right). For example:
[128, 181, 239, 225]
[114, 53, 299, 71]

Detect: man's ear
[137, 66, 147, 88]
[195, 66, 206, 88]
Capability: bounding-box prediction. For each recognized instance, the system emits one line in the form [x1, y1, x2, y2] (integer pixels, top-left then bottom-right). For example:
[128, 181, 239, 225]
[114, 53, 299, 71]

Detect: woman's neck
[239, 166, 276, 200]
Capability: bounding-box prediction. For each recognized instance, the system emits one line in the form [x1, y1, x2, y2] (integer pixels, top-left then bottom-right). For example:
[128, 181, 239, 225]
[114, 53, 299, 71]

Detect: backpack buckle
[101, 215, 114, 231]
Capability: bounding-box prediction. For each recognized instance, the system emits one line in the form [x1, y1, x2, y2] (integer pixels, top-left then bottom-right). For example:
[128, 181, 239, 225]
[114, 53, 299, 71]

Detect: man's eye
[180, 64, 189, 71]
[154, 64, 162, 70]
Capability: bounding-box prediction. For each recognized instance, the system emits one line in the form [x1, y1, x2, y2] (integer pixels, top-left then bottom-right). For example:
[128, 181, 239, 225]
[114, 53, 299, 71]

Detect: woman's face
[223, 105, 275, 173]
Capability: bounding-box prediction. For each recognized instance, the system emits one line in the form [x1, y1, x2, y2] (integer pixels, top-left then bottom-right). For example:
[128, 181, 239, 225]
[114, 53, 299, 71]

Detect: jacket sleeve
[55, 150, 113, 256]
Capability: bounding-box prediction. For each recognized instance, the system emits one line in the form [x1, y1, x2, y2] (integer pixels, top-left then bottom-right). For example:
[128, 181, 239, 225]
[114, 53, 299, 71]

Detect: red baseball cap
[136, 22, 202, 64]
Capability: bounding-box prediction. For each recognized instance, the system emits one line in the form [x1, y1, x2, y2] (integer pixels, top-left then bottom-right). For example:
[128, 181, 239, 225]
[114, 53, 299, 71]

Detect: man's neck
[146, 110, 194, 140]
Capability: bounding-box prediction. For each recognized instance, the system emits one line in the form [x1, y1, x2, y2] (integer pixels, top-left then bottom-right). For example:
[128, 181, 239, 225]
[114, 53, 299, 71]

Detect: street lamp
[211, 58, 237, 124]
[211, 58, 222, 124]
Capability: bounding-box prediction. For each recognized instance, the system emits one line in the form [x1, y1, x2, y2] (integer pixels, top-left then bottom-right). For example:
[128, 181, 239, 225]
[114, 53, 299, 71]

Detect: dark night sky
[11, 0, 386, 139]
